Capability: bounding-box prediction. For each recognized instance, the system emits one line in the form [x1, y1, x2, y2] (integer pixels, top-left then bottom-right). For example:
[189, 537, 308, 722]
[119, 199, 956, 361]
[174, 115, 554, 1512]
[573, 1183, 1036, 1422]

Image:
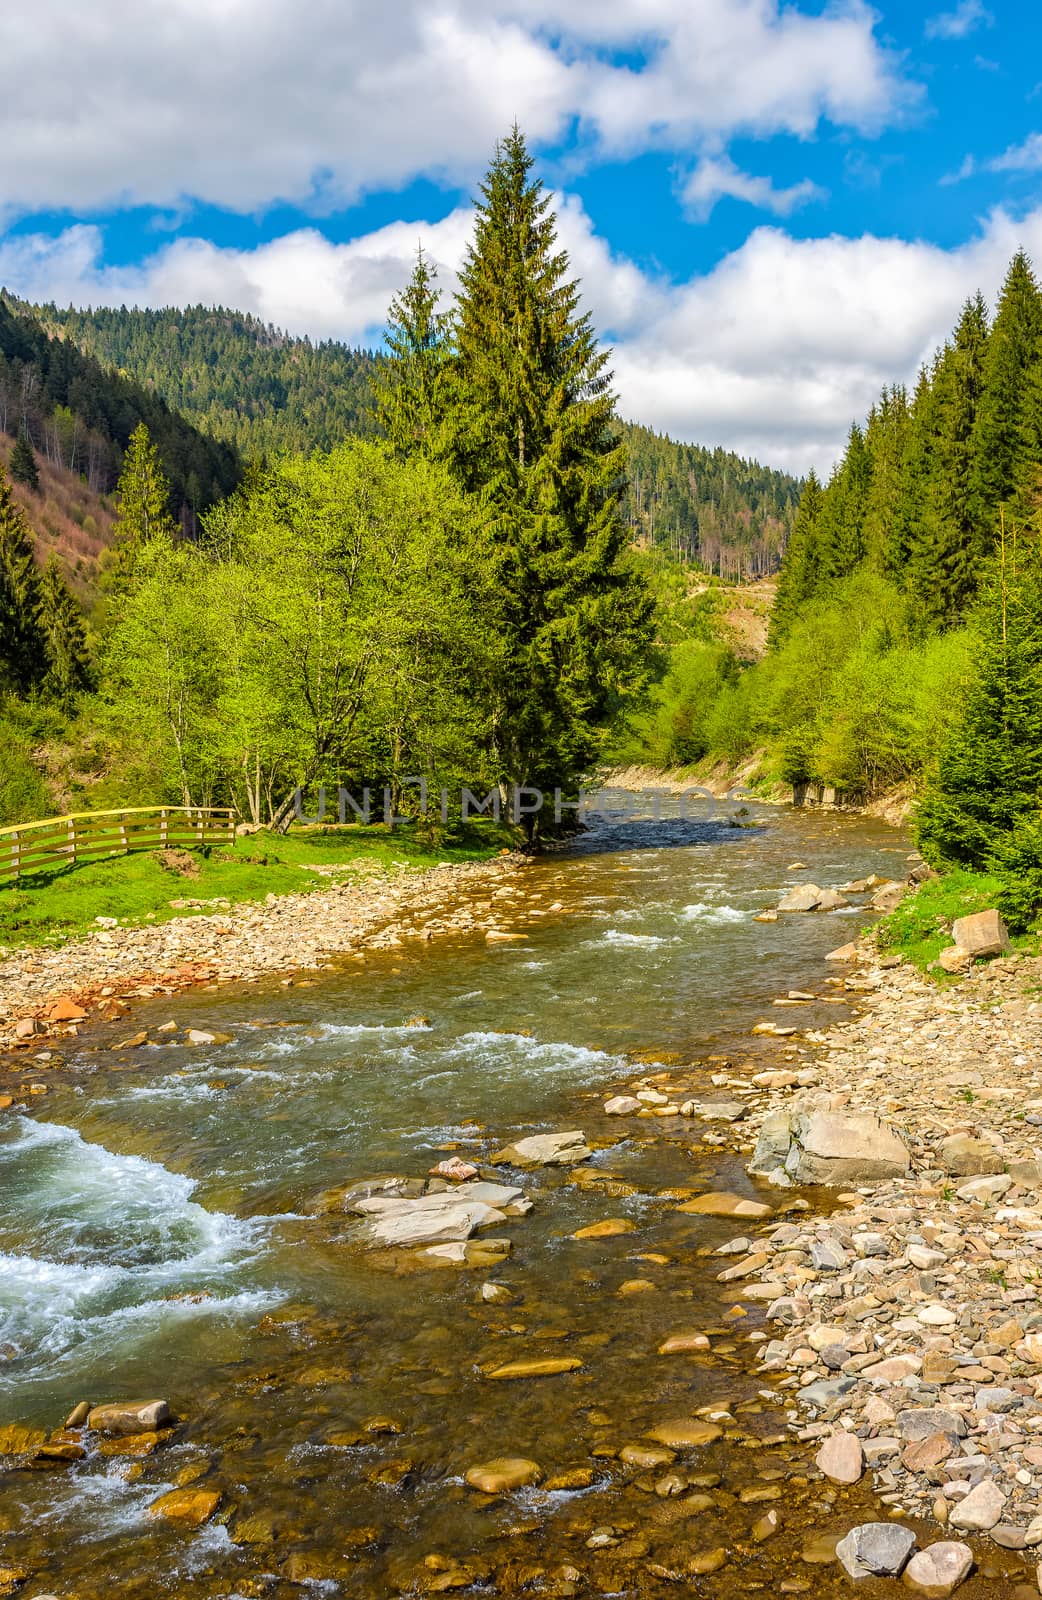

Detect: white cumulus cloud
[924, 0, 993, 41]
[682, 156, 826, 220]
[0, 0, 915, 218]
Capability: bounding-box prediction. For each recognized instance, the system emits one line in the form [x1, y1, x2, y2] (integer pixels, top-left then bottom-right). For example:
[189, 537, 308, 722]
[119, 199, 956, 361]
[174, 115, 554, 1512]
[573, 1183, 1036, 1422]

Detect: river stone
[902, 1542, 974, 1597]
[750, 1108, 909, 1186]
[572, 1218, 635, 1239]
[948, 1479, 1005, 1531]
[644, 1419, 723, 1449]
[675, 1191, 772, 1219]
[937, 1134, 1004, 1177]
[956, 1173, 1011, 1203]
[836, 1523, 917, 1579]
[464, 1457, 542, 1493]
[825, 942, 859, 961]
[816, 888, 850, 910]
[147, 1487, 222, 1525]
[87, 1400, 171, 1436]
[777, 884, 825, 912]
[0, 1424, 47, 1455]
[937, 945, 971, 974]
[354, 1181, 525, 1248]
[619, 1443, 676, 1470]
[896, 1409, 967, 1443]
[952, 908, 1010, 958]
[492, 1131, 592, 1167]
[799, 1376, 856, 1408]
[658, 1331, 710, 1354]
[486, 1357, 582, 1380]
[604, 1096, 642, 1115]
[815, 1430, 864, 1484]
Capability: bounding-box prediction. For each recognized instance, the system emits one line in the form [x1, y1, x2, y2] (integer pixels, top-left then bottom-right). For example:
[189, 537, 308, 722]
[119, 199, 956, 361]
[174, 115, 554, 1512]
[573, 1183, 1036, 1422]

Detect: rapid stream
[0, 804, 931, 1596]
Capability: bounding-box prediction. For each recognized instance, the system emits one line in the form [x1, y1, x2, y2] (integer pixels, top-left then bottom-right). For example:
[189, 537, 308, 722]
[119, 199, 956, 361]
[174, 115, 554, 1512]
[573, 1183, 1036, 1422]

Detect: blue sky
[2, 0, 1042, 471]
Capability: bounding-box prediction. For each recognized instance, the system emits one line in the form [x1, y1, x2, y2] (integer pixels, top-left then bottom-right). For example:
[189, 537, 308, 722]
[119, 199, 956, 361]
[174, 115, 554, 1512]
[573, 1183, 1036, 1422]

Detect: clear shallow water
[0, 804, 931, 1596]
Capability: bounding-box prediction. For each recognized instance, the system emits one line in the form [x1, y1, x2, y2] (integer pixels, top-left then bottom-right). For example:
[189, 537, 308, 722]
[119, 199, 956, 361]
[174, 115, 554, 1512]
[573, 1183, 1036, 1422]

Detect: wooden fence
[0, 806, 236, 886]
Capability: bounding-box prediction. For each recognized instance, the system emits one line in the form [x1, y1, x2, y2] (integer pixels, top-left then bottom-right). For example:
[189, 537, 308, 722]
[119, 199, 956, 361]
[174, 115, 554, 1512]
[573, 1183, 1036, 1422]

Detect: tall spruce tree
[103, 421, 177, 595]
[916, 527, 1042, 870]
[768, 470, 824, 650]
[1015, 355, 1042, 522]
[862, 386, 909, 574]
[0, 463, 47, 692]
[888, 366, 936, 584]
[906, 294, 989, 623]
[37, 553, 91, 700]
[371, 247, 451, 456]
[972, 251, 1042, 535]
[441, 128, 655, 813]
[813, 423, 871, 582]
[8, 429, 39, 492]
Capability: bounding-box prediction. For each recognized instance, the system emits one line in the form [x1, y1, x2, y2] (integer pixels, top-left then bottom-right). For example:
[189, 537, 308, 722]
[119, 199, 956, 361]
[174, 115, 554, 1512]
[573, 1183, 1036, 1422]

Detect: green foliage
[102, 422, 179, 597]
[102, 441, 501, 822]
[993, 816, 1042, 933]
[916, 537, 1042, 870]
[0, 719, 52, 825]
[768, 470, 823, 650]
[972, 251, 1042, 534]
[372, 248, 451, 457]
[9, 429, 39, 491]
[613, 639, 739, 768]
[37, 553, 92, 701]
[0, 462, 47, 693]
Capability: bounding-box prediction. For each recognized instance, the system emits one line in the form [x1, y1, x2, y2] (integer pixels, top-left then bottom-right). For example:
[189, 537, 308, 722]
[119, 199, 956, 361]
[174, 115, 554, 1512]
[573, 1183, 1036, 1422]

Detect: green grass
[0, 822, 514, 951]
[874, 866, 1039, 973]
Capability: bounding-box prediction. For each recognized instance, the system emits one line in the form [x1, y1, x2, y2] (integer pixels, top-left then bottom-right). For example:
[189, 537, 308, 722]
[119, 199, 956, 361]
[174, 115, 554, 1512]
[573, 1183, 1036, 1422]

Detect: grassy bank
[874, 868, 1040, 972]
[0, 822, 514, 951]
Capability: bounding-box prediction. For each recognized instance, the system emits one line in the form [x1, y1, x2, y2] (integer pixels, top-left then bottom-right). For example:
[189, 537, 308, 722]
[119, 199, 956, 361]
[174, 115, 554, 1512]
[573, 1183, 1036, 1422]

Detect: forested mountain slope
[30, 301, 799, 576]
[0, 296, 241, 531]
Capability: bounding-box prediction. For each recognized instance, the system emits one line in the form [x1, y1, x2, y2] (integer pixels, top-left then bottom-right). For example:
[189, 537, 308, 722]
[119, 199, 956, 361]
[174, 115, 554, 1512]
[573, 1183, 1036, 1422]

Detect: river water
[0, 804, 925, 1596]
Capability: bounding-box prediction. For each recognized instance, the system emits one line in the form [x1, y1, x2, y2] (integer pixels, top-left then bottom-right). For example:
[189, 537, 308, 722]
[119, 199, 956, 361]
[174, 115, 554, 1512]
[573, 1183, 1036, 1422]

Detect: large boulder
[491, 1131, 591, 1167]
[870, 882, 908, 912]
[902, 1541, 973, 1598]
[87, 1400, 171, 1436]
[354, 1181, 527, 1249]
[936, 1134, 1004, 1177]
[952, 909, 1010, 958]
[750, 1107, 909, 1186]
[776, 884, 825, 912]
[836, 1524, 917, 1580]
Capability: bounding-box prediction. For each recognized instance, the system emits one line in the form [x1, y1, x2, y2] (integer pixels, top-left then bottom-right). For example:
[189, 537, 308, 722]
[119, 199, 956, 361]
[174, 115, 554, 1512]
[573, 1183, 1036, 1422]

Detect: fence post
[160, 809, 168, 848]
[11, 830, 18, 883]
[119, 812, 128, 856]
[68, 817, 76, 864]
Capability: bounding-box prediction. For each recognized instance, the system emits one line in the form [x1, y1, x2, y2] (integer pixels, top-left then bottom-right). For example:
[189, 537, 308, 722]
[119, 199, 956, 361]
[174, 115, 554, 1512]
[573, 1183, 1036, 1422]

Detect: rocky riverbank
[598, 932, 1042, 1588]
[0, 852, 531, 1057]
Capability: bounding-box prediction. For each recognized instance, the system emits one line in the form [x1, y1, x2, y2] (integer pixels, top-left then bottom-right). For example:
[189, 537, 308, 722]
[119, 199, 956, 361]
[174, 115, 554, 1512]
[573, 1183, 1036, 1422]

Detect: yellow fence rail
[0, 806, 236, 886]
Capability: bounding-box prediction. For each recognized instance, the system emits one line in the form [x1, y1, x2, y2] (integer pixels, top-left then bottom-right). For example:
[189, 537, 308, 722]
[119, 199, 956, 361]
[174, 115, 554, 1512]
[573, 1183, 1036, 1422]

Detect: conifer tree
[813, 423, 871, 582]
[0, 463, 47, 692]
[888, 366, 937, 585]
[768, 470, 824, 651]
[1015, 356, 1042, 521]
[906, 295, 989, 623]
[972, 251, 1042, 532]
[441, 128, 655, 812]
[37, 553, 91, 700]
[104, 422, 177, 594]
[9, 429, 39, 492]
[916, 527, 1042, 871]
[372, 247, 451, 456]
[862, 387, 909, 573]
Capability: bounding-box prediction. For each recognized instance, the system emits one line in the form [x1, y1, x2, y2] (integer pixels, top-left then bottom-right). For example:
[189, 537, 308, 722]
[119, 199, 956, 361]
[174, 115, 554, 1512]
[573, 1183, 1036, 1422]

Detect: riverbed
[0, 803, 953, 1597]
